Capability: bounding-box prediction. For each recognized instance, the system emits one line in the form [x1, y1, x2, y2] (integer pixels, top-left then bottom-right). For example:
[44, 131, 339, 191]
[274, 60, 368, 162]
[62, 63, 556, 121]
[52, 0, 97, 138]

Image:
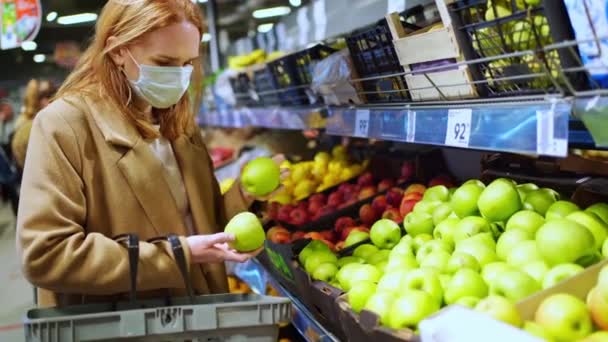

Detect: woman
[12, 79, 56, 169]
[17, 0, 273, 308]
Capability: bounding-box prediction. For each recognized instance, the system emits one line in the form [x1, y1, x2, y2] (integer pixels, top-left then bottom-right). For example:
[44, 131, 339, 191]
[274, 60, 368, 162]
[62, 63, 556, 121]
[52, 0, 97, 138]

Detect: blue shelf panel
[232, 259, 339, 342]
[200, 106, 326, 130]
[326, 98, 572, 157]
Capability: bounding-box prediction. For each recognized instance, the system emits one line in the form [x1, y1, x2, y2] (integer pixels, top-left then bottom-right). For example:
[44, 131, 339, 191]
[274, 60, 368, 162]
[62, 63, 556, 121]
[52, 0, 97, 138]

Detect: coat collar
[80, 94, 141, 149]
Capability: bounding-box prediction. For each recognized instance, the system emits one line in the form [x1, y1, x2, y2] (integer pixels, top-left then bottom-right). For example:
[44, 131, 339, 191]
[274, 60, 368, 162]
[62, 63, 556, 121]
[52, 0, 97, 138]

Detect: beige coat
[16, 94, 249, 307]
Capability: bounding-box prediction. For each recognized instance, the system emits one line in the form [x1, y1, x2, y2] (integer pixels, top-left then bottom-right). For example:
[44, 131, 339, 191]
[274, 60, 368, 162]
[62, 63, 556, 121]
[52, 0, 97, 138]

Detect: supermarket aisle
[0, 200, 30, 342]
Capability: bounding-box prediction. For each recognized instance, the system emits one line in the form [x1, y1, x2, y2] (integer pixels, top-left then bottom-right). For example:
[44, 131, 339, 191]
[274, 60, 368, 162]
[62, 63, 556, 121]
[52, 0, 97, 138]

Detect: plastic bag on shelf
[213, 69, 238, 107]
[311, 49, 362, 106]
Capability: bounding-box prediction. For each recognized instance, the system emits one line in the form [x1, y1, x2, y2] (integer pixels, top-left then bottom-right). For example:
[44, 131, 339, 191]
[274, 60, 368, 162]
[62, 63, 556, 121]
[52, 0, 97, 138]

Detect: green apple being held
[496, 229, 532, 261]
[524, 188, 559, 216]
[542, 263, 584, 289]
[224, 212, 265, 252]
[478, 179, 522, 222]
[403, 212, 434, 237]
[535, 219, 595, 266]
[402, 268, 444, 305]
[363, 292, 397, 326]
[520, 260, 549, 284]
[453, 216, 491, 243]
[353, 244, 379, 261]
[490, 269, 539, 302]
[444, 268, 488, 304]
[312, 263, 339, 282]
[370, 219, 402, 249]
[505, 210, 545, 236]
[546, 201, 580, 220]
[433, 217, 460, 248]
[567, 211, 608, 250]
[447, 252, 480, 274]
[240, 157, 281, 196]
[535, 294, 593, 342]
[475, 295, 522, 327]
[348, 281, 377, 313]
[586, 203, 608, 225]
[506, 240, 543, 267]
[451, 182, 484, 218]
[387, 290, 440, 329]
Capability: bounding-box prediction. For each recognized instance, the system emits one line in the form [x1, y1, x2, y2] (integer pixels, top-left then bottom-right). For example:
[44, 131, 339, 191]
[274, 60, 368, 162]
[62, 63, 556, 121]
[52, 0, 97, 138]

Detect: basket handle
[148, 235, 195, 302]
[113, 233, 140, 303]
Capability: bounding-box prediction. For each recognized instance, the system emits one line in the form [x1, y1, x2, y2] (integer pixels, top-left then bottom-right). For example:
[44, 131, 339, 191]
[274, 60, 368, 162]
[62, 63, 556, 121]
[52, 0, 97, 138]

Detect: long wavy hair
[56, 0, 205, 140]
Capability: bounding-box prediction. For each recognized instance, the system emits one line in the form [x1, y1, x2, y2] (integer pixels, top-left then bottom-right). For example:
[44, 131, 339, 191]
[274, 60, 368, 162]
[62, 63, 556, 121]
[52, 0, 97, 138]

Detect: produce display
[296, 177, 608, 335]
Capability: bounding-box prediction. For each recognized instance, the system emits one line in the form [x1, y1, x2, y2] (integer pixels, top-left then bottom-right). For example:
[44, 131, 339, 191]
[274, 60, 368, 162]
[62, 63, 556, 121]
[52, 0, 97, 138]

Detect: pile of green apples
[297, 177, 608, 333]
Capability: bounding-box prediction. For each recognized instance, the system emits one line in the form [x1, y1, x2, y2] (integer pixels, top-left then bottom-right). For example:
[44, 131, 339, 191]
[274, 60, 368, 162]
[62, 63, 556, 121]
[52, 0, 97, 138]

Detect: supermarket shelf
[231, 259, 339, 342]
[200, 106, 327, 130]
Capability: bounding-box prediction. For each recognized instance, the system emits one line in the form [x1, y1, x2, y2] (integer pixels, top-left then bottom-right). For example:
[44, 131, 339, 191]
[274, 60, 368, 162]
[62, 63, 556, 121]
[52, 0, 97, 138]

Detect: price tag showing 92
[445, 108, 473, 148]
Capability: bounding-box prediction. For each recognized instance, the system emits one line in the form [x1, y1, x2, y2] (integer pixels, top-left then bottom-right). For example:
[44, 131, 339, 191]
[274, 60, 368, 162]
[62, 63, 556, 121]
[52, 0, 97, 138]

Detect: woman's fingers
[201, 232, 235, 247]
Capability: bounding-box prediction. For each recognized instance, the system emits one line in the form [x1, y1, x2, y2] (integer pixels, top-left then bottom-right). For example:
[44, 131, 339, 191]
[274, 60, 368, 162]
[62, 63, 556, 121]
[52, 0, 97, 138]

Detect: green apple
[444, 268, 488, 304]
[433, 203, 453, 226]
[344, 230, 370, 248]
[402, 268, 444, 305]
[458, 232, 496, 250]
[586, 203, 608, 225]
[523, 321, 555, 342]
[517, 183, 539, 202]
[340, 264, 382, 291]
[453, 216, 491, 243]
[375, 261, 388, 273]
[370, 219, 402, 249]
[464, 179, 485, 187]
[523, 188, 559, 216]
[478, 179, 522, 222]
[520, 260, 549, 284]
[475, 295, 522, 327]
[496, 229, 532, 261]
[604, 238, 608, 258]
[587, 287, 608, 332]
[420, 250, 451, 273]
[424, 185, 450, 202]
[413, 200, 443, 215]
[387, 290, 440, 329]
[304, 251, 338, 274]
[490, 269, 540, 302]
[546, 201, 580, 221]
[367, 249, 391, 266]
[416, 240, 453, 264]
[598, 264, 608, 286]
[377, 270, 407, 294]
[489, 221, 505, 240]
[447, 252, 481, 274]
[535, 294, 593, 342]
[456, 237, 497, 267]
[578, 251, 603, 268]
[347, 281, 377, 313]
[535, 219, 595, 266]
[542, 263, 584, 289]
[512, 20, 535, 50]
[579, 331, 608, 342]
[412, 234, 433, 253]
[353, 244, 379, 261]
[451, 183, 484, 218]
[337, 263, 362, 289]
[312, 262, 339, 282]
[385, 254, 418, 273]
[505, 210, 545, 236]
[330, 280, 342, 290]
[567, 211, 608, 250]
[524, 0, 541, 6]
[299, 240, 331, 265]
[337, 256, 364, 268]
[482, 262, 513, 285]
[455, 296, 481, 309]
[240, 157, 280, 196]
[363, 291, 397, 326]
[224, 212, 265, 252]
[506, 240, 543, 267]
[433, 217, 460, 248]
[485, 4, 512, 21]
[389, 240, 415, 259]
[403, 211, 434, 237]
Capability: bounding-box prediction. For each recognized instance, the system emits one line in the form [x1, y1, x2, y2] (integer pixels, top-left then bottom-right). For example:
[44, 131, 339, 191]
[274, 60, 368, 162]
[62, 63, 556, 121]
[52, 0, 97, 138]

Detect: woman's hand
[239, 154, 290, 202]
[186, 233, 263, 264]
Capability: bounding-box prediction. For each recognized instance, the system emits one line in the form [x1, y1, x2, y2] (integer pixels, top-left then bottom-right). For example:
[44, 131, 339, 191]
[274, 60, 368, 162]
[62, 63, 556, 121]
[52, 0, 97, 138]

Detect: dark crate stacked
[447, 0, 588, 97]
[253, 67, 282, 106]
[230, 73, 257, 107]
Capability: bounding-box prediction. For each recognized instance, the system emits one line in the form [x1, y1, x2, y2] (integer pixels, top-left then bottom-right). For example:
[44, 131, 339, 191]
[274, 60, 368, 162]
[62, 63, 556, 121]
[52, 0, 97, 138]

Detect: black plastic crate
[253, 67, 281, 106]
[268, 44, 337, 106]
[447, 0, 588, 97]
[229, 72, 256, 107]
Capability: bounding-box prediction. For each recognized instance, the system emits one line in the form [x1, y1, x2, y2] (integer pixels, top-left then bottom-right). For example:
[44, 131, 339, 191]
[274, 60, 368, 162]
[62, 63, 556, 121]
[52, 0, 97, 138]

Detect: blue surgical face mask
[127, 50, 193, 109]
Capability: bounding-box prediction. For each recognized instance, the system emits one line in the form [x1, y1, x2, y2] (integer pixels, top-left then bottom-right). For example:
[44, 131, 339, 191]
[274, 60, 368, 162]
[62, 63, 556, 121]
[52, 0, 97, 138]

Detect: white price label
[388, 0, 406, 13]
[445, 108, 472, 147]
[537, 109, 568, 157]
[406, 110, 416, 142]
[354, 110, 370, 137]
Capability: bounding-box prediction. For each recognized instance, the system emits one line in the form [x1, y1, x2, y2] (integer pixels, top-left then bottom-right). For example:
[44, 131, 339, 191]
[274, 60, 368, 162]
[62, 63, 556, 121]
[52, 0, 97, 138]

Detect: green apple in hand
[403, 212, 434, 237]
[586, 203, 608, 225]
[240, 157, 281, 196]
[433, 217, 460, 248]
[523, 188, 559, 216]
[535, 219, 595, 266]
[542, 263, 584, 289]
[312, 263, 339, 282]
[344, 230, 370, 247]
[475, 295, 522, 327]
[377, 270, 408, 294]
[370, 219, 402, 249]
[496, 229, 532, 261]
[224, 212, 265, 252]
[451, 182, 484, 218]
[424, 185, 450, 202]
[455, 296, 481, 309]
[401, 268, 444, 305]
[490, 269, 539, 302]
[506, 240, 543, 267]
[505, 210, 545, 236]
[453, 216, 491, 243]
[363, 292, 397, 326]
[482, 262, 512, 285]
[353, 244, 379, 261]
[567, 211, 608, 250]
[478, 179, 522, 222]
[546, 201, 580, 220]
[444, 268, 488, 304]
[347, 281, 377, 313]
[420, 250, 451, 273]
[387, 290, 440, 329]
[433, 203, 453, 226]
[447, 252, 481, 274]
[535, 294, 592, 342]
[523, 321, 555, 342]
[520, 260, 549, 284]
[337, 256, 364, 268]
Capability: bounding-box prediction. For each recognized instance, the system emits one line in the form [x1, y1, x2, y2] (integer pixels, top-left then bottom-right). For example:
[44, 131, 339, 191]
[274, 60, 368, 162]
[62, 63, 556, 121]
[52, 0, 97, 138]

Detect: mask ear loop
[119, 64, 133, 107]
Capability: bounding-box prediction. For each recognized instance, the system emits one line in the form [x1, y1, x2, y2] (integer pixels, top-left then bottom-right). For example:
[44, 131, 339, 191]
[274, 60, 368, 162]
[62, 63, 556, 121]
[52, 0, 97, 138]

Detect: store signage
[445, 108, 472, 148]
[0, 0, 42, 50]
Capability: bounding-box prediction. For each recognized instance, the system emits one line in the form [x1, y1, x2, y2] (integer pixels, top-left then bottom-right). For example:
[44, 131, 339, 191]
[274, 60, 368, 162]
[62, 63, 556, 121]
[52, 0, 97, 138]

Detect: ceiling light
[57, 13, 98, 25]
[252, 6, 291, 19]
[198, 0, 208, 3]
[201, 33, 212, 42]
[46, 11, 58, 22]
[21, 41, 37, 51]
[257, 23, 274, 33]
[289, 0, 302, 7]
[33, 54, 46, 63]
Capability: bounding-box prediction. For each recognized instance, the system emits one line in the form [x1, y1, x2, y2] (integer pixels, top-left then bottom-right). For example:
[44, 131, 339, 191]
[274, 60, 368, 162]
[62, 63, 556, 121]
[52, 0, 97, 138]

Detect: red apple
[341, 226, 370, 241]
[403, 192, 423, 202]
[296, 201, 308, 212]
[335, 216, 357, 233]
[401, 161, 415, 180]
[266, 226, 289, 239]
[320, 230, 336, 242]
[358, 186, 377, 201]
[357, 172, 374, 187]
[277, 205, 294, 222]
[289, 208, 309, 226]
[400, 199, 419, 217]
[341, 184, 359, 201]
[327, 192, 344, 208]
[267, 202, 280, 220]
[308, 200, 324, 215]
[372, 195, 389, 214]
[360, 204, 380, 226]
[378, 179, 395, 193]
[335, 241, 345, 251]
[405, 184, 427, 194]
[382, 208, 403, 223]
[309, 193, 327, 205]
[292, 231, 306, 241]
[429, 175, 454, 188]
[314, 205, 337, 221]
[270, 231, 291, 244]
[386, 188, 404, 207]
[304, 232, 323, 240]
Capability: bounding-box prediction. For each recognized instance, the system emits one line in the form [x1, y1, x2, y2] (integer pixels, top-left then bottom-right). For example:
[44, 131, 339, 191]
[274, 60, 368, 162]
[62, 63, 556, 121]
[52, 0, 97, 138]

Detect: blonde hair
[56, 0, 205, 140]
[22, 79, 56, 120]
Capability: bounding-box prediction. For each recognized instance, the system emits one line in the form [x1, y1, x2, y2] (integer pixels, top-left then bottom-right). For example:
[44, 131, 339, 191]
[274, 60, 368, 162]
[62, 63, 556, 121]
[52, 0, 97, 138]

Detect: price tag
[445, 108, 472, 148]
[537, 109, 568, 157]
[354, 109, 371, 137]
[406, 110, 416, 142]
